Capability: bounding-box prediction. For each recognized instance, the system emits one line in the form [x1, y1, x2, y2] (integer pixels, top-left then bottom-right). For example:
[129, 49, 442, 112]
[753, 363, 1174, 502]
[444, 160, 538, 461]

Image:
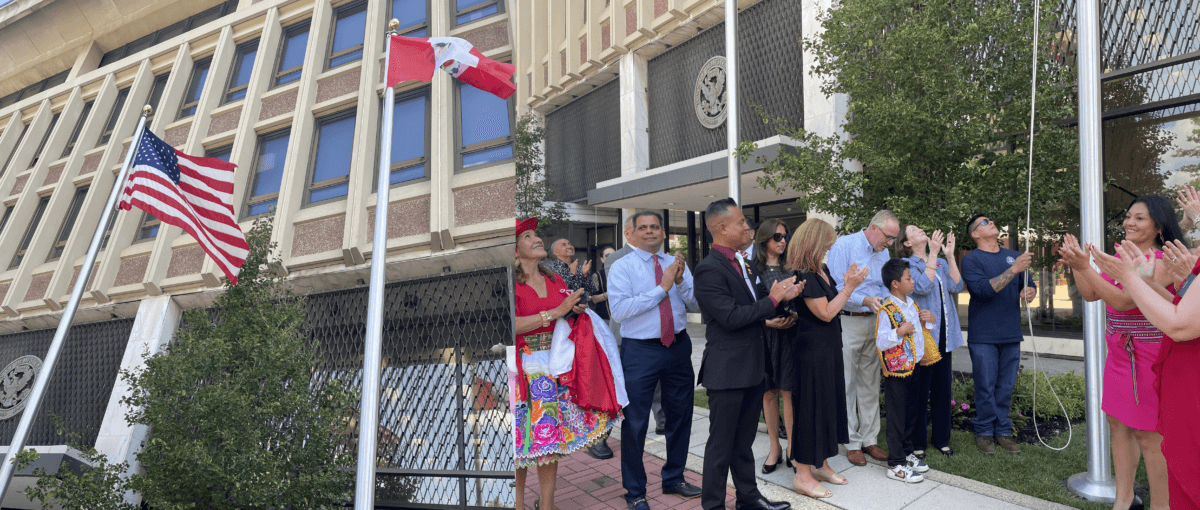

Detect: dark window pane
[206, 145, 232, 162]
[50, 185, 89, 260]
[402, 27, 427, 38]
[98, 87, 130, 146]
[157, 21, 188, 42]
[191, 4, 225, 28]
[311, 114, 356, 192]
[457, 0, 491, 9]
[456, 5, 498, 24]
[31, 113, 61, 167]
[188, 65, 210, 103]
[0, 205, 12, 236]
[11, 196, 49, 268]
[248, 199, 276, 216]
[140, 224, 159, 239]
[329, 50, 362, 68]
[280, 27, 310, 72]
[276, 70, 302, 86]
[392, 95, 425, 164]
[331, 7, 367, 55]
[3, 123, 29, 173]
[125, 34, 155, 56]
[460, 84, 511, 146]
[149, 74, 170, 110]
[462, 143, 512, 167]
[231, 45, 258, 89]
[98, 50, 121, 68]
[63, 101, 94, 158]
[392, 0, 426, 30]
[99, 212, 118, 250]
[309, 183, 348, 202]
[391, 163, 424, 185]
[252, 134, 290, 197]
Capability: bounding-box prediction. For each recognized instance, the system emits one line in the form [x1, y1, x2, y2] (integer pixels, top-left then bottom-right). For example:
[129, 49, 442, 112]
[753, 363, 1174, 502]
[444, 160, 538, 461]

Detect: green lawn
[693, 388, 1152, 510]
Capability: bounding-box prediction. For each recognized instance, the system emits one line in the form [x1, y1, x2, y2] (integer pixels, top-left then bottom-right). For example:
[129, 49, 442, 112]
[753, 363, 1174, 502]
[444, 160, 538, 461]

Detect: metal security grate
[545, 78, 622, 203]
[181, 266, 514, 509]
[647, 0, 805, 169]
[0, 317, 134, 447]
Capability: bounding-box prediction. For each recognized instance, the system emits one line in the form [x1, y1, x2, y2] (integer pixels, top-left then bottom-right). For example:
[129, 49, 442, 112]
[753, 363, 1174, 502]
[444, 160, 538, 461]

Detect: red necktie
[653, 255, 676, 347]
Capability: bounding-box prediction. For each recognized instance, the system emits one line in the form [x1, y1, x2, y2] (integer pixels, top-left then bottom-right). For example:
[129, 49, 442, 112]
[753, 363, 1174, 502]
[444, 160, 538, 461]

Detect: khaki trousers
[841, 314, 882, 450]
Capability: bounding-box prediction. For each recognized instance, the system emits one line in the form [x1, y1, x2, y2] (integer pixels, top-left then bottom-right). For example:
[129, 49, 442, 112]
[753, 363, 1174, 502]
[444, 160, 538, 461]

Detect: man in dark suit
[694, 198, 798, 510]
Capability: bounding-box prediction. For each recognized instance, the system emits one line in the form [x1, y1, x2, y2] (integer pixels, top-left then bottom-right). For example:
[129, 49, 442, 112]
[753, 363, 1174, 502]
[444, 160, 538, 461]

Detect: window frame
[97, 87, 131, 147]
[375, 86, 431, 190]
[303, 109, 358, 206]
[29, 112, 61, 168]
[2, 123, 30, 175]
[273, 21, 311, 88]
[243, 128, 292, 219]
[205, 144, 233, 161]
[61, 101, 95, 159]
[0, 204, 13, 237]
[389, 0, 430, 37]
[454, 80, 516, 173]
[177, 58, 213, 120]
[98, 211, 118, 251]
[223, 39, 260, 104]
[133, 210, 160, 243]
[11, 194, 50, 269]
[453, 0, 503, 26]
[48, 185, 89, 261]
[144, 73, 171, 125]
[325, 1, 368, 71]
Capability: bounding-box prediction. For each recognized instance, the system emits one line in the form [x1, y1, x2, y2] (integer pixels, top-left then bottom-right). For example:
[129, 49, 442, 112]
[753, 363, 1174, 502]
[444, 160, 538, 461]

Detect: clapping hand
[769, 276, 800, 303]
[1090, 242, 1139, 283]
[581, 260, 592, 275]
[1162, 239, 1198, 282]
[929, 230, 945, 260]
[1057, 234, 1090, 270]
[766, 312, 797, 329]
[843, 263, 869, 290]
[1177, 185, 1200, 223]
[568, 258, 580, 274]
[943, 232, 956, 257]
[672, 253, 687, 284]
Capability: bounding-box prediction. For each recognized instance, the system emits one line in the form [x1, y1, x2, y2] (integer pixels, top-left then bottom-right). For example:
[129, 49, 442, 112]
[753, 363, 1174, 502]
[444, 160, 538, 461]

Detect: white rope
[1021, 0, 1072, 451]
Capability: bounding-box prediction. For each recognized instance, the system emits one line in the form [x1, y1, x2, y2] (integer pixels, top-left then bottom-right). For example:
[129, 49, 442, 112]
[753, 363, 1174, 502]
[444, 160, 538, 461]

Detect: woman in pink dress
[1060, 196, 1181, 510]
[513, 218, 619, 510]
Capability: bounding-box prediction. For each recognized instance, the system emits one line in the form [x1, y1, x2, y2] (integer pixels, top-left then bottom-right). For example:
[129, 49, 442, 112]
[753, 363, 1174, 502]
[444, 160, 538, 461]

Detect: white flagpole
[724, 0, 739, 205]
[355, 19, 399, 510]
[0, 105, 151, 502]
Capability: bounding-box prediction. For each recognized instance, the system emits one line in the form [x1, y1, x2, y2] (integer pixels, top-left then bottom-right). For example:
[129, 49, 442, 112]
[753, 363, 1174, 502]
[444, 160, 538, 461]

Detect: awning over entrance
[586, 136, 801, 211]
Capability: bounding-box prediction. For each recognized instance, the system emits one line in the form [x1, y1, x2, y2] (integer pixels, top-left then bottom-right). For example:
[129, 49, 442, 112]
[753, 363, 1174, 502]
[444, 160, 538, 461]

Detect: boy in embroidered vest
[876, 259, 941, 483]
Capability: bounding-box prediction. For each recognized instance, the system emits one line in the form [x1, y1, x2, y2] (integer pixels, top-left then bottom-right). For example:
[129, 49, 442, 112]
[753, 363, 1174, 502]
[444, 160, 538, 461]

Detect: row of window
[0, 81, 513, 272]
[0, 71, 70, 111]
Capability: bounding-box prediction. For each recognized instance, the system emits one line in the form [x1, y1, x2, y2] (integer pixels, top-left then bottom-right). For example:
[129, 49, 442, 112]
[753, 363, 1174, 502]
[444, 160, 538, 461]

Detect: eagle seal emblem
[0, 355, 41, 420]
[694, 56, 728, 129]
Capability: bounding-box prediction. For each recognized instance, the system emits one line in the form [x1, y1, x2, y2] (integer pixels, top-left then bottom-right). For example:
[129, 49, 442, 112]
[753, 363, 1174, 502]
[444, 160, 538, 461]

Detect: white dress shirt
[608, 246, 698, 339]
[875, 294, 927, 362]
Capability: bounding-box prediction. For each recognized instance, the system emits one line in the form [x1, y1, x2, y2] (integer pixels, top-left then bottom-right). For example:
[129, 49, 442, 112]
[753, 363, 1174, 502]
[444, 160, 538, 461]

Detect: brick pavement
[520, 438, 737, 510]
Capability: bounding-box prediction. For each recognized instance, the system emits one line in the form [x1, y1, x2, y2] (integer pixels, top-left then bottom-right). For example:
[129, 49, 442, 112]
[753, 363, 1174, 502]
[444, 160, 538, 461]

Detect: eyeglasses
[970, 218, 991, 234]
[771, 233, 791, 243]
[872, 224, 898, 243]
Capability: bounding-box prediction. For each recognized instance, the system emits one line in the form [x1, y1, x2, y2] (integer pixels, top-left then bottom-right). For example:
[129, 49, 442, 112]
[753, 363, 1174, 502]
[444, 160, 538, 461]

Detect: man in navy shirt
[961, 214, 1036, 455]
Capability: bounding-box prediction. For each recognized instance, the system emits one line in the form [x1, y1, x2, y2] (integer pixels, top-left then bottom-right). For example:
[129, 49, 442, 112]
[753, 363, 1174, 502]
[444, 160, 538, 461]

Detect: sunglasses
[771, 233, 791, 243]
[970, 218, 992, 234]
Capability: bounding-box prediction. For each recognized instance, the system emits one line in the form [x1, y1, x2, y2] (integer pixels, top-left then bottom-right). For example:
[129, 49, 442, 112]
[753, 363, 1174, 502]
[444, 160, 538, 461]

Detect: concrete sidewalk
[521, 324, 1083, 510]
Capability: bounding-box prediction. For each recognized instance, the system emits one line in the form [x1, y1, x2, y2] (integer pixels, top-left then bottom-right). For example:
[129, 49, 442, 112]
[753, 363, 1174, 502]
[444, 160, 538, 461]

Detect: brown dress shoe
[996, 436, 1021, 453]
[863, 444, 888, 462]
[976, 436, 996, 455]
[847, 449, 867, 466]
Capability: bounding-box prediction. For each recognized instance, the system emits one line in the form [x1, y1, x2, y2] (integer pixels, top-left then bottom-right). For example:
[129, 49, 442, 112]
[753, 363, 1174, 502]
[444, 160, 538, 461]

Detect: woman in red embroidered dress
[512, 218, 618, 510]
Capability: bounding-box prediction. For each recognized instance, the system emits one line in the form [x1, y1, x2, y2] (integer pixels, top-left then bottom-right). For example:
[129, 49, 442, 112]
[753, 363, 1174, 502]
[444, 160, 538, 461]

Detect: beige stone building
[0, 0, 517, 506]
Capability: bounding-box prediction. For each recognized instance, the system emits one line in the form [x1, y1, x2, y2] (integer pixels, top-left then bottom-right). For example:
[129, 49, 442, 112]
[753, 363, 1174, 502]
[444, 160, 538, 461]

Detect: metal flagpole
[0, 105, 151, 501]
[1066, 0, 1116, 502]
[355, 18, 399, 510]
[724, 0, 739, 204]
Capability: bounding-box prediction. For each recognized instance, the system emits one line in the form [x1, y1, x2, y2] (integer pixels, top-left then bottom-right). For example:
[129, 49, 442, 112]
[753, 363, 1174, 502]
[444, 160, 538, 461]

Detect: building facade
[0, 0, 518, 507]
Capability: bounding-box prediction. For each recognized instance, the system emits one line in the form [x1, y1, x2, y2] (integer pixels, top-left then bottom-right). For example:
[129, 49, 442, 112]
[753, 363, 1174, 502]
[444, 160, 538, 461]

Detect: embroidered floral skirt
[511, 348, 619, 469]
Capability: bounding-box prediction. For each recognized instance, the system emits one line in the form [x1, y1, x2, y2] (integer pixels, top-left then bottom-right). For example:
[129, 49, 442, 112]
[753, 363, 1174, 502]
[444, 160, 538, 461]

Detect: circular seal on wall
[0, 355, 42, 421]
[694, 56, 728, 129]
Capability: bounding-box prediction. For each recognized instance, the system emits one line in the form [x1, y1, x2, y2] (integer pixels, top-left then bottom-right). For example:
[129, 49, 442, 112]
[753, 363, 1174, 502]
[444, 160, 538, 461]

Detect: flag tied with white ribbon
[386, 35, 516, 99]
[120, 130, 249, 284]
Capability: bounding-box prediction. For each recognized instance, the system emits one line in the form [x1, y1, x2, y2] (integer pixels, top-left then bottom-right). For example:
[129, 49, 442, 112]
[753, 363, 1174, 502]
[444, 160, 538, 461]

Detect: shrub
[1010, 370, 1087, 421]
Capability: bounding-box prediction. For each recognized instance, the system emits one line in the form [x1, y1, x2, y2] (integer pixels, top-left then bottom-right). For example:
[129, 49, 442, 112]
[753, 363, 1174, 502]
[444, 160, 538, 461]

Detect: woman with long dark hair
[1060, 195, 1182, 510]
[752, 218, 797, 474]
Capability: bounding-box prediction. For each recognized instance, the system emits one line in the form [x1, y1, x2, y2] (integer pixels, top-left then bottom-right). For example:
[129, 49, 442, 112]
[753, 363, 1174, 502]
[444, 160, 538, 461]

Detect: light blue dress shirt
[828, 230, 890, 313]
[905, 255, 966, 352]
[607, 246, 699, 339]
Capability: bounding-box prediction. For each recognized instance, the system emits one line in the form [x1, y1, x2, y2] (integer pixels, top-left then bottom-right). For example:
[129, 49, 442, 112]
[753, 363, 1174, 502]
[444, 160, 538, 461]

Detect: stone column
[618, 51, 649, 178]
[93, 295, 182, 505]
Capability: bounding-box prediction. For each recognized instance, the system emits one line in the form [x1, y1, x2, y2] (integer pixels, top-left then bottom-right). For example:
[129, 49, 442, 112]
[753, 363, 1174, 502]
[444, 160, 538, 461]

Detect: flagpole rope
[1021, 0, 1073, 452]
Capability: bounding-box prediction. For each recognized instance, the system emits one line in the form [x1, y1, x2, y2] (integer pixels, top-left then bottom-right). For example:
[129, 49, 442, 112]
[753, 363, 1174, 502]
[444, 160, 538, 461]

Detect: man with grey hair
[827, 209, 900, 466]
[545, 238, 597, 295]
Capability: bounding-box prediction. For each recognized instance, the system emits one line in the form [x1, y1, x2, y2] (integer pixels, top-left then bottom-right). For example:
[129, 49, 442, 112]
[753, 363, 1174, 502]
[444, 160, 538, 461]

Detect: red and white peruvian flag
[387, 36, 516, 99]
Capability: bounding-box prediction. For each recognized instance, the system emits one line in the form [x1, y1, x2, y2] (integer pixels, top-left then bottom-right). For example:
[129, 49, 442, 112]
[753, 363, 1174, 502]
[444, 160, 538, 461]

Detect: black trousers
[701, 381, 765, 510]
[914, 318, 953, 451]
[884, 374, 919, 467]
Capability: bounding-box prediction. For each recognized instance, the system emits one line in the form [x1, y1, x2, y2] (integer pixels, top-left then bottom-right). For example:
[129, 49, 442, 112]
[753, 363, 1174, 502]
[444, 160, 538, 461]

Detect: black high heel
[762, 452, 786, 474]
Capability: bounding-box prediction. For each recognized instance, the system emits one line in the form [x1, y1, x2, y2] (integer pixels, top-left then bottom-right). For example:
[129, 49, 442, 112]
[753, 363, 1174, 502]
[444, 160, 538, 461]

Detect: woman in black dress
[787, 218, 869, 499]
[752, 218, 796, 473]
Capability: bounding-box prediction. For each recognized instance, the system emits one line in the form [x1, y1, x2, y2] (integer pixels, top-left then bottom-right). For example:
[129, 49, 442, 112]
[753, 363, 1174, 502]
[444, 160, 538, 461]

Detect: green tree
[515, 113, 568, 233]
[118, 215, 357, 509]
[742, 0, 1079, 239]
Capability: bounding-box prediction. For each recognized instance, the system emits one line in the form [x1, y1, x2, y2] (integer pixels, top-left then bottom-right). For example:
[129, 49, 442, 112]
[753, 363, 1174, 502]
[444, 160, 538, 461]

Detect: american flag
[119, 130, 249, 284]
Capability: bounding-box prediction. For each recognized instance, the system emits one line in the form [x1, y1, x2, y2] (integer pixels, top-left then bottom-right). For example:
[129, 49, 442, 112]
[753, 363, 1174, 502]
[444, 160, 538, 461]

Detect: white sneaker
[906, 453, 930, 473]
[887, 464, 924, 483]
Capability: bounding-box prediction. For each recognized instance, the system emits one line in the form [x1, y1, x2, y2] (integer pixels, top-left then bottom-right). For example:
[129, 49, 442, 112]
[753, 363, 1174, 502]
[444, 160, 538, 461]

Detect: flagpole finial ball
[143, 105, 153, 115]
[389, 19, 399, 31]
